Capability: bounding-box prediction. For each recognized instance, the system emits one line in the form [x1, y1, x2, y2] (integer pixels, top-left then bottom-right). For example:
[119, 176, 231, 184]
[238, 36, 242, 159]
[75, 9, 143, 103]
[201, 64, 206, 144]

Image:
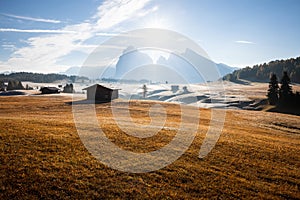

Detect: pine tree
[7, 80, 16, 90]
[17, 81, 24, 89]
[279, 71, 292, 105]
[267, 74, 279, 105]
[0, 80, 5, 91]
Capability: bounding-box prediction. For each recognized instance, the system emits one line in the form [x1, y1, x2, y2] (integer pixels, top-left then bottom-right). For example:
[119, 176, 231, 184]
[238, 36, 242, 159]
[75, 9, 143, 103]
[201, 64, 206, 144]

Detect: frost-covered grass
[0, 95, 299, 199]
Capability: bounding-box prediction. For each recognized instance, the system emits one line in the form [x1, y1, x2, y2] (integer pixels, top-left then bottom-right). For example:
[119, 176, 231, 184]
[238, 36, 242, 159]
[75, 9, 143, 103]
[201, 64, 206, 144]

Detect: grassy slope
[0, 95, 299, 199]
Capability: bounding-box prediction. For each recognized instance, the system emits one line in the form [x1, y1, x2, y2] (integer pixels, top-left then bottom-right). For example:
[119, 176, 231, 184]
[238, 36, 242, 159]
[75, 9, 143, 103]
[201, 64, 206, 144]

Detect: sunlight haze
[0, 0, 299, 73]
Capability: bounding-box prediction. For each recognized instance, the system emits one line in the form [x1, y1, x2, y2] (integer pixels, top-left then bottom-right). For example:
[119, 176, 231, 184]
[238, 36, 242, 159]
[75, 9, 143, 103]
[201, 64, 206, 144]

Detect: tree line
[223, 57, 300, 83]
[0, 72, 87, 83]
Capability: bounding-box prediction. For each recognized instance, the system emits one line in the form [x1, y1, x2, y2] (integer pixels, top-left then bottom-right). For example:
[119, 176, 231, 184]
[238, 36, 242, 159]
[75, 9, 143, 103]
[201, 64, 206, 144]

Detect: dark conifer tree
[267, 73, 279, 105]
[0, 80, 5, 91]
[279, 71, 292, 105]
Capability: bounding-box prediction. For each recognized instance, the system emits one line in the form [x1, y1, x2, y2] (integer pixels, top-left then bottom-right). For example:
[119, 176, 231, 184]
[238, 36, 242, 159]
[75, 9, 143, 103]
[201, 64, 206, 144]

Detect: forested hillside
[223, 57, 300, 83]
[0, 72, 88, 83]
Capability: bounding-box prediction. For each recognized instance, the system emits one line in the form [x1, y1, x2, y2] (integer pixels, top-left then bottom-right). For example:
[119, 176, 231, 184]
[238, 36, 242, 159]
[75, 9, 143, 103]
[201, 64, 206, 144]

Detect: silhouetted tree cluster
[223, 57, 300, 83]
[63, 83, 74, 93]
[267, 72, 300, 108]
[7, 80, 24, 90]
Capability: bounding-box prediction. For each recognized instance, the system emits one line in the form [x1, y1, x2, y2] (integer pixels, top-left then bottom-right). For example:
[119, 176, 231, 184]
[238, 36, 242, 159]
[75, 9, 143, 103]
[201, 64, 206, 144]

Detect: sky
[0, 0, 300, 73]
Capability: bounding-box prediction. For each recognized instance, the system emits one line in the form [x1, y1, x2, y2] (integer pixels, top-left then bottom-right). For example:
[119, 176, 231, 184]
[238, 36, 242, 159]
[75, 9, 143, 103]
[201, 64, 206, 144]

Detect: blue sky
[0, 0, 300, 73]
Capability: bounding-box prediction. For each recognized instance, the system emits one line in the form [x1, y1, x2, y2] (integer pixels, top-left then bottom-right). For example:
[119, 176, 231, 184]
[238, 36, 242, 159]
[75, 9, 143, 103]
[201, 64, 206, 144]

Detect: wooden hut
[83, 84, 119, 102]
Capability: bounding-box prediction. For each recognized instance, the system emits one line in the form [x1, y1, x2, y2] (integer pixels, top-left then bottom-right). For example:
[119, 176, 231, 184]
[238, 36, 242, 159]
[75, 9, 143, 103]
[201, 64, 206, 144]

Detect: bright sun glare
[139, 15, 173, 63]
[143, 15, 171, 29]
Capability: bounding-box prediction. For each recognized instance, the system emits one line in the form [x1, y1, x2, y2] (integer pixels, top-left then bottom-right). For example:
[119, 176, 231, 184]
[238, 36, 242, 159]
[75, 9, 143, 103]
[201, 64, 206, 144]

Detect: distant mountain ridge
[216, 63, 238, 77]
[61, 47, 237, 83]
[114, 46, 153, 79]
[60, 66, 80, 76]
[223, 57, 300, 83]
[60, 66, 115, 79]
[156, 48, 238, 82]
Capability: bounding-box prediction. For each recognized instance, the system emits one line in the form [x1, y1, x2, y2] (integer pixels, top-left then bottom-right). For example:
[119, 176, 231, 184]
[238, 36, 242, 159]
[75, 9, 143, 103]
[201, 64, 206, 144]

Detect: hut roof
[83, 84, 120, 91]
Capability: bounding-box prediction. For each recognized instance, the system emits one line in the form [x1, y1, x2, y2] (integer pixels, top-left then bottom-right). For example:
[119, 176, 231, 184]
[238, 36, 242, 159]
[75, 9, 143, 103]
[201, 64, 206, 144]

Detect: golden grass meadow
[0, 94, 299, 199]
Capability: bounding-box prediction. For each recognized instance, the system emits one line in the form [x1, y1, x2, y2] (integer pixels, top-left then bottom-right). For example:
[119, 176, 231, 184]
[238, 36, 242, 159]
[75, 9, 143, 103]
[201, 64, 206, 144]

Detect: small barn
[40, 87, 60, 94]
[83, 84, 119, 102]
[171, 85, 179, 93]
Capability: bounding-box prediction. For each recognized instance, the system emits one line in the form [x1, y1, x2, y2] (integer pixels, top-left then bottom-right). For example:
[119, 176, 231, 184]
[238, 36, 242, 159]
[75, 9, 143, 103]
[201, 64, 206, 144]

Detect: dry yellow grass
[0, 95, 299, 199]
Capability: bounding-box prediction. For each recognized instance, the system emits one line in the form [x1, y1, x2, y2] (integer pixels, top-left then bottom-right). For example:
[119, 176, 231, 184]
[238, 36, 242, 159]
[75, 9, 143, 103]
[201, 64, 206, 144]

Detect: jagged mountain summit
[114, 47, 236, 83]
[61, 47, 236, 83]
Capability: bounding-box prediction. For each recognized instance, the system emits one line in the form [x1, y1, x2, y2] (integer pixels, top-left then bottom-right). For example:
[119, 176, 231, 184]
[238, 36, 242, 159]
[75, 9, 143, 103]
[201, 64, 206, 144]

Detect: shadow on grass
[65, 99, 111, 105]
[231, 79, 252, 85]
[267, 106, 300, 116]
[0, 91, 26, 96]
